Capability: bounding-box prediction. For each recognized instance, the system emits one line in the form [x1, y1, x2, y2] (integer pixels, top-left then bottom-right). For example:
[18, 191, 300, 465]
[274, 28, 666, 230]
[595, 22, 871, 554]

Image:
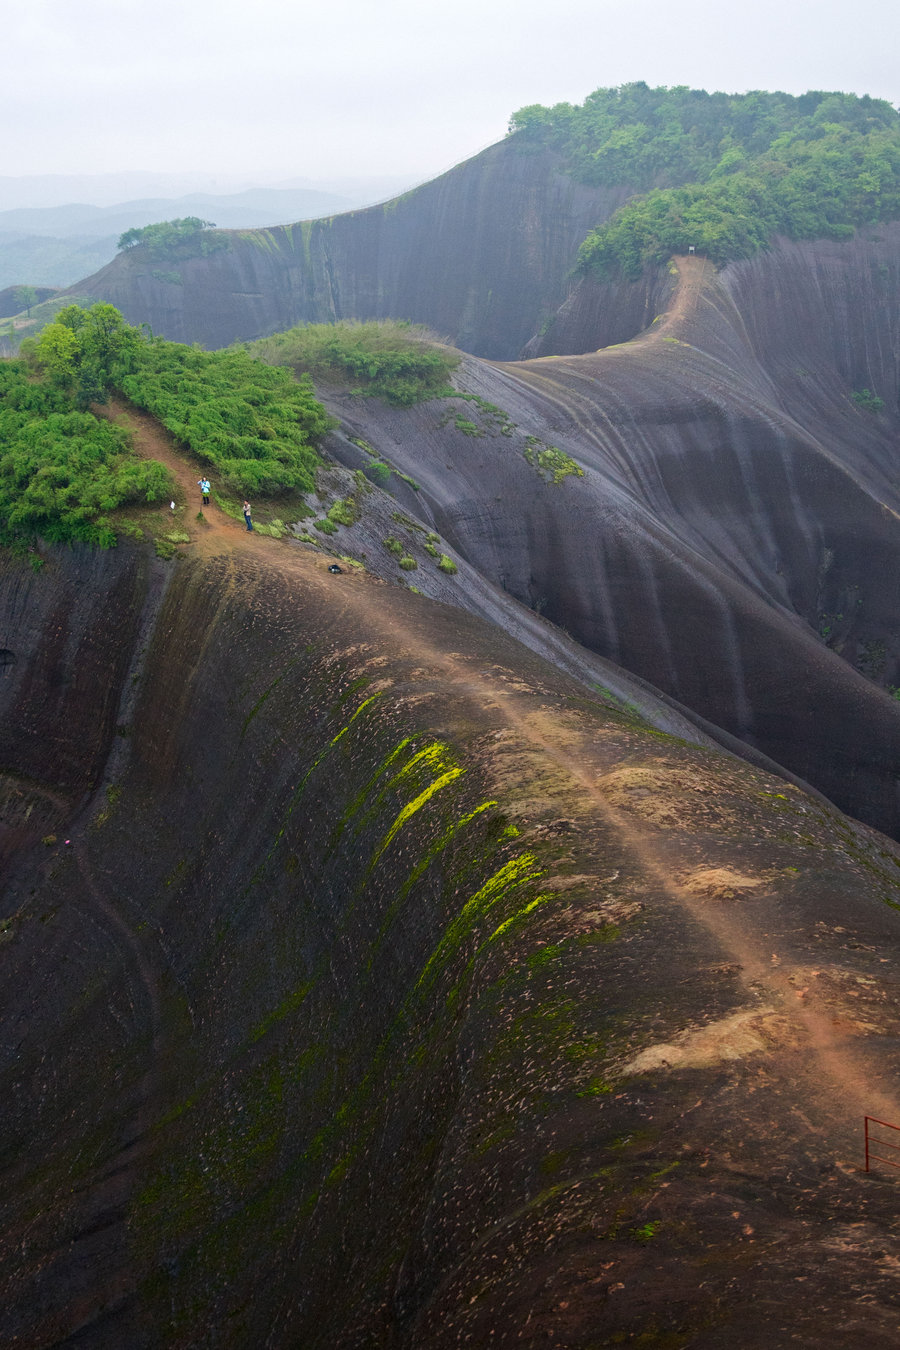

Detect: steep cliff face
[3, 537, 900, 1347]
[75, 143, 627, 356]
[0, 545, 162, 864]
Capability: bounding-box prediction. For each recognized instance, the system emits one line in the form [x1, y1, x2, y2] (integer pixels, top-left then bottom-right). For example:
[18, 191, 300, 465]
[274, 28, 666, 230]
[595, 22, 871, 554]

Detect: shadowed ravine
[3, 524, 900, 1346]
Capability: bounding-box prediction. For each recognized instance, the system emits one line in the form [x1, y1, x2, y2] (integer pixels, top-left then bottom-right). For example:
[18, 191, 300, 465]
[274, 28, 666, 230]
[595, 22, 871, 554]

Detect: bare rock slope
[71, 144, 900, 842]
[2, 516, 900, 1347]
[320, 246, 900, 840]
[71, 141, 630, 356]
[5, 135, 900, 1346]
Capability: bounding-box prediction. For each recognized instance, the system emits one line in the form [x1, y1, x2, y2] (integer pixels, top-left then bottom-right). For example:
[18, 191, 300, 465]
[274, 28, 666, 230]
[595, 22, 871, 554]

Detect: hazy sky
[4, 0, 899, 189]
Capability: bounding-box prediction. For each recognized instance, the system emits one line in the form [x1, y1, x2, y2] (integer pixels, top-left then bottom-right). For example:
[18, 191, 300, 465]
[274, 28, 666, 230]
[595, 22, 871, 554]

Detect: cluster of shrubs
[250, 320, 459, 406]
[0, 360, 171, 548]
[116, 341, 332, 495]
[117, 217, 230, 262]
[3, 302, 334, 548]
[383, 532, 457, 575]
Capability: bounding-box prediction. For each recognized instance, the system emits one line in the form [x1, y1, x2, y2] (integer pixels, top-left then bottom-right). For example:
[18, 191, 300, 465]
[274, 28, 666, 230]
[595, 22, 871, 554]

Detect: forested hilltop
[508, 84, 900, 276]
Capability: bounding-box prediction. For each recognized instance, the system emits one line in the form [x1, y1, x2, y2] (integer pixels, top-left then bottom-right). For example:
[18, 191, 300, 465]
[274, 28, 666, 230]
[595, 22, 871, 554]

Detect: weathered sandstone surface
[5, 133, 900, 1347]
[76, 143, 628, 356]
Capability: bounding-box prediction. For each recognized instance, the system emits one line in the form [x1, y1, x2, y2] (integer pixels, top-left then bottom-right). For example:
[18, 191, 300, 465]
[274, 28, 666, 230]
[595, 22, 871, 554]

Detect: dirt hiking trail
[109, 347, 900, 1160]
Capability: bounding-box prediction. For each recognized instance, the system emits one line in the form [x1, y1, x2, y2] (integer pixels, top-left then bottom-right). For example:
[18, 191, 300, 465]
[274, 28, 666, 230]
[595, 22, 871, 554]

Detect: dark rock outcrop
[3, 539, 900, 1347]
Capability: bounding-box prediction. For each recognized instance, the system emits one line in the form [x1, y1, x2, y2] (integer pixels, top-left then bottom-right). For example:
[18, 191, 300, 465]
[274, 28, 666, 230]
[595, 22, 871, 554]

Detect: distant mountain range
[0, 179, 418, 289]
[0, 170, 418, 211]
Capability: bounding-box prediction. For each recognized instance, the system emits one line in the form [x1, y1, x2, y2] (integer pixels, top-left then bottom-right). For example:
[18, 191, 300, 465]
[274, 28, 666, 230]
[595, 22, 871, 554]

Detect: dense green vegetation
[28, 303, 139, 408]
[508, 84, 900, 277]
[117, 216, 230, 262]
[28, 305, 330, 496]
[2, 302, 335, 547]
[0, 361, 171, 548]
[116, 340, 332, 494]
[250, 320, 460, 406]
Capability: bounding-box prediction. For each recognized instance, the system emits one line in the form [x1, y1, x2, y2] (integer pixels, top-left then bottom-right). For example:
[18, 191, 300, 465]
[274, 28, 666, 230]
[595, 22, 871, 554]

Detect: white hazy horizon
[0, 170, 423, 212]
[3, 0, 898, 207]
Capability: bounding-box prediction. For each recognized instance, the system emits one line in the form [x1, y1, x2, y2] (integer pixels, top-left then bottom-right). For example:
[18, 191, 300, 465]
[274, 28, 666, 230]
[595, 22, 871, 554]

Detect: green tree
[34, 322, 79, 390]
[14, 285, 38, 316]
[116, 217, 224, 260]
[36, 303, 138, 407]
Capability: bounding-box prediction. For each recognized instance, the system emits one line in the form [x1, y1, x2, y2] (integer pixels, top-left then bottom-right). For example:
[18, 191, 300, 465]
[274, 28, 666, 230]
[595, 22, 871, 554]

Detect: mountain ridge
[3, 517, 900, 1346]
[5, 83, 900, 1344]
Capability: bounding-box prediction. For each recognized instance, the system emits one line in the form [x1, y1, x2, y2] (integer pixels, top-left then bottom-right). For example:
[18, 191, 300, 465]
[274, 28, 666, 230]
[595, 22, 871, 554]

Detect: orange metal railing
[864, 1115, 900, 1173]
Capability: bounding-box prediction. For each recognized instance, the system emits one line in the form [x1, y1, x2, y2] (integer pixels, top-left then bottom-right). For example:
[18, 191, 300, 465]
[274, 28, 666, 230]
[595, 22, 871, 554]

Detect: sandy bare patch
[789, 966, 900, 1035]
[622, 1008, 787, 1074]
[680, 867, 764, 899]
[594, 763, 737, 830]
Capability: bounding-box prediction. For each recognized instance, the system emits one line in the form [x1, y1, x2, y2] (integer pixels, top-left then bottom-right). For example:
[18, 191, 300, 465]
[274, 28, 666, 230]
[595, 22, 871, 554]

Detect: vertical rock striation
[73, 144, 629, 355]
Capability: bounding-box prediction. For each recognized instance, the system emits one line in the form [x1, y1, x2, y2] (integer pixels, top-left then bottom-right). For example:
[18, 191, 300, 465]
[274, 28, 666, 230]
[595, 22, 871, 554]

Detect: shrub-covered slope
[0, 359, 171, 547]
[0, 304, 332, 552]
[511, 85, 900, 276]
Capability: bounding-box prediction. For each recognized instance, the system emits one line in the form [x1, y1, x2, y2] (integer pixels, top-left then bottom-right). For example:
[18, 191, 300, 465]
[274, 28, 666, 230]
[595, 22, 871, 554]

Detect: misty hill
[0, 187, 362, 291]
[0, 283, 58, 315]
[0, 188, 356, 239]
[0, 170, 417, 212]
[64, 84, 900, 356]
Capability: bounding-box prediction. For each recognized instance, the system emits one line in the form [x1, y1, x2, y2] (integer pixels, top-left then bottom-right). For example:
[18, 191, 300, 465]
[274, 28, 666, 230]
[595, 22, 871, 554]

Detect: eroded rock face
[2, 542, 900, 1347]
[323, 246, 900, 838]
[0, 545, 159, 862]
[9, 150, 900, 1343]
[70, 156, 900, 846]
[73, 143, 629, 356]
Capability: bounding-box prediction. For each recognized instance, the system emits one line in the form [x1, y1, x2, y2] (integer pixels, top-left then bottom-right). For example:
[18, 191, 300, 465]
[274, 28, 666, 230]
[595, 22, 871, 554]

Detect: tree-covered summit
[116, 217, 229, 262]
[508, 84, 900, 277]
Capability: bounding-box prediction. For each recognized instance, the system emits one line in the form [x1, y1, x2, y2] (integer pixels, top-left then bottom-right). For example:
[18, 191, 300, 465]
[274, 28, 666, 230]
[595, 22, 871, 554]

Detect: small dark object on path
[328, 564, 343, 574]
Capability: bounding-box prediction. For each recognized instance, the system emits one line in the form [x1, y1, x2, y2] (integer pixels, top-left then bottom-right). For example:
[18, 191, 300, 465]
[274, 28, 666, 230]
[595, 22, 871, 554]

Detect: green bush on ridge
[249, 319, 459, 407]
[117, 217, 230, 262]
[116, 339, 332, 495]
[2, 301, 335, 548]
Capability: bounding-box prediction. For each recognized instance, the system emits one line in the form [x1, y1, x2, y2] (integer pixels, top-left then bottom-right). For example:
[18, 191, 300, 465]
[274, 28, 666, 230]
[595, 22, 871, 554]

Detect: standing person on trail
[243, 500, 253, 531]
[198, 477, 211, 506]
